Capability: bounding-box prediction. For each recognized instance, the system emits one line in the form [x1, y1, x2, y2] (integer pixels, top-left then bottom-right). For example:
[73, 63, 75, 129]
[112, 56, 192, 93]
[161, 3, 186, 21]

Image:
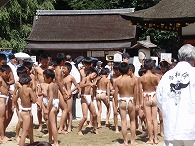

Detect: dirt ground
[2, 120, 164, 146]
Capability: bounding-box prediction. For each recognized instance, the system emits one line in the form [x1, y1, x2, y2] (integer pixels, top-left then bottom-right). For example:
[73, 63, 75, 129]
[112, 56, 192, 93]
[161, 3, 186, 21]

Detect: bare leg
[28, 115, 34, 144]
[4, 98, 13, 130]
[144, 104, 153, 144]
[128, 102, 137, 145]
[158, 109, 164, 137]
[102, 97, 110, 125]
[67, 97, 73, 133]
[37, 97, 43, 131]
[19, 111, 31, 146]
[78, 100, 88, 135]
[119, 101, 128, 146]
[152, 104, 159, 144]
[0, 100, 8, 143]
[58, 94, 68, 133]
[88, 102, 98, 134]
[48, 107, 59, 146]
[87, 113, 93, 128]
[112, 98, 119, 133]
[42, 104, 49, 136]
[15, 108, 22, 142]
[96, 98, 102, 128]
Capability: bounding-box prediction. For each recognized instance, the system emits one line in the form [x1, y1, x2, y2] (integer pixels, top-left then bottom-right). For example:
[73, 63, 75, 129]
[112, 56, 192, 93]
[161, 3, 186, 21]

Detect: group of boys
[0, 52, 169, 146]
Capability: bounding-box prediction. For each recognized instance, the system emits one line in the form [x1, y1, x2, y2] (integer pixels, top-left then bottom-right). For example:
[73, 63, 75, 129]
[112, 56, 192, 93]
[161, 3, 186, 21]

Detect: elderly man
[157, 44, 195, 146]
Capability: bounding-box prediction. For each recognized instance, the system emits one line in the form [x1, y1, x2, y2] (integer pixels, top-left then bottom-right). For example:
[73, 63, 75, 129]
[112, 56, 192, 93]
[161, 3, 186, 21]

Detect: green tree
[0, 0, 55, 52]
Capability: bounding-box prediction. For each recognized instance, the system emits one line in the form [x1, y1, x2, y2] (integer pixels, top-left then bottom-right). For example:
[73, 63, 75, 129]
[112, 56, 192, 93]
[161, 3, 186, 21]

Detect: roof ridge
[36, 8, 135, 16]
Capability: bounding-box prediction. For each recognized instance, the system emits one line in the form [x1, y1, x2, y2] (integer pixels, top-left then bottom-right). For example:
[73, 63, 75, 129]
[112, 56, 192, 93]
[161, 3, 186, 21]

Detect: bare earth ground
[1, 100, 164, 146]
[2, 120, 164, 146]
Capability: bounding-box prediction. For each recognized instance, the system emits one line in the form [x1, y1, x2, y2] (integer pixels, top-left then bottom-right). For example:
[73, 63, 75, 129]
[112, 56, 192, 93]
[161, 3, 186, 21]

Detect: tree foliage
[0, 0, 178, 53]
[0, 0, 55, 52]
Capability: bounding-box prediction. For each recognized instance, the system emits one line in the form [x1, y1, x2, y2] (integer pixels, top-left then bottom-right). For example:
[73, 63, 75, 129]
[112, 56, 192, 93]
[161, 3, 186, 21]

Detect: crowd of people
[0, 44, 195, 146]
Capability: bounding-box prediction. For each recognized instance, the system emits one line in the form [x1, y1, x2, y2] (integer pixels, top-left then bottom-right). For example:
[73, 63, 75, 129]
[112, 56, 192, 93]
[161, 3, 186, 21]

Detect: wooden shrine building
[26, 9, 136, 59]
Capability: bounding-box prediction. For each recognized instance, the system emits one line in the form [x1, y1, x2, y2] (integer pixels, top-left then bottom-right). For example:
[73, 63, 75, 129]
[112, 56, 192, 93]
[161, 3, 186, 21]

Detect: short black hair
[23, 61, 33, 70]
[56, 53, 65, 65]
[122, 53, 130, 59]
[100, 68, 110, 75]
[144, 59, 155, 71]
[39, 54, 48, 61]
[64, 62, 72, 72]
[128, 63, 135, 73]
[0, 54, 7, 61]
[86, 67, 98, 76]
[83, 57, 92, 65]
[138, 67, 146, 76]
[154, 66, 162, 74]
[0, 65, 11, 72]
[43, 69, 55, 80]
[119, 62, 129, 75]
[17, 66, 27, 76]
[113, 62, 120, 70]
[49, 61, 57, 67]
[159, 60, 169, 69]
[19, 74, 32, 85]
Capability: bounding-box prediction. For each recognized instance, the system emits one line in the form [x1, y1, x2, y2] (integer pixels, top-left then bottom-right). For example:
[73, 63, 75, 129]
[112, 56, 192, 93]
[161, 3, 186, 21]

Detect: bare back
[140, 73, 159, 92]
[40, 83, 49, 97]
[55, 66, 63, 83]
[80, 77, 92, 95]
[18, 86, 36, 108]
[48, 82, 58, 100]
[115, 75, 135, 97]
[97, 76, 110, 91]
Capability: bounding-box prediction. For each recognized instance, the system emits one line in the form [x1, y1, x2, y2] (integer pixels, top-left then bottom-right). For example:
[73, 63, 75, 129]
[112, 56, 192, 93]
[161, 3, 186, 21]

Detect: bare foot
[77, 131, 83, 135]
[37, 126, 42, 132]
[87, 123, 93, 128]
[1, 136, 11, 143]
[52, 143, 59, 146]
[67, 128, 71, 133]
[105, 121, 110, 125]
[146, 140, 154, 144]
[121, 143, 129, 146]
[160, 133, 164, 137]
[115, 129, 120, 134]
[154, 138, 159, 144]
[130, 142, 138, 146]
[92, 129, 99, 134]
[58, 129, 66, 134]
[97, 124, 102, 129]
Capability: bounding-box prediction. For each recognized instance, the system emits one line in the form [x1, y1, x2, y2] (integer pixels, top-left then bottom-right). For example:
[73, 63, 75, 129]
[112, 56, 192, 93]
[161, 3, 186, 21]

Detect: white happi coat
[156, 61, 195, 140]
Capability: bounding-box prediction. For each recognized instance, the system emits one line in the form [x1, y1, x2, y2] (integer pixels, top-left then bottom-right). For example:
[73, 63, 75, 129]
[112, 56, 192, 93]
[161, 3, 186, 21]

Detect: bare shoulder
[34, 66, 40, 71]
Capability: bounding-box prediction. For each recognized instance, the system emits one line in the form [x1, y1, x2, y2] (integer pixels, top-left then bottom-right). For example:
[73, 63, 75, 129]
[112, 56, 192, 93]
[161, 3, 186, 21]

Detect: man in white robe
[157, 44, 195, 146]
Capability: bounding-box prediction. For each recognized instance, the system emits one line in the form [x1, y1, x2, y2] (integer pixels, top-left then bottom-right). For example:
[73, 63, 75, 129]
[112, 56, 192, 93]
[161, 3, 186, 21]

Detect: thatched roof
[122, 0, 195, 23]
[26, 9, 136, 50]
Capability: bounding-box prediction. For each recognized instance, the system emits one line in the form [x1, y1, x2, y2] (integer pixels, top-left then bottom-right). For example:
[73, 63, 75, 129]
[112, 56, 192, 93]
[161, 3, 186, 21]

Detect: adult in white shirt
[7, 54, 18, 91]
[156, 44, 195, 146]
[66, 55, 81, 119]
